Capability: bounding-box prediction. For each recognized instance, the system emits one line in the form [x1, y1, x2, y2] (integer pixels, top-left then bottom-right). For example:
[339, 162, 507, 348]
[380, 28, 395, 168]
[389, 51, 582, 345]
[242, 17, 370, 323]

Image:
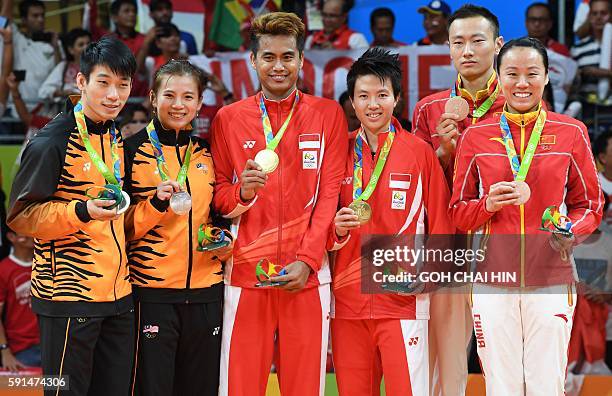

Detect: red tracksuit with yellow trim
[449, 106, 603, 395]
[328, 118, 452, 396]
[210, 90, 348, 396]
[411, 72, 505, 396]
[411, 72, 506, 185]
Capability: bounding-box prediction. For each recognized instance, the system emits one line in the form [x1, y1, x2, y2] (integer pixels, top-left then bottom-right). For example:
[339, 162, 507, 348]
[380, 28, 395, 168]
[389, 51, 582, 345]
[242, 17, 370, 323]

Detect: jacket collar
[503, 102, 542, 126]
[456, 71, 498, 103]
[256, 88, 299, 114]
[151, 117, 192, 146]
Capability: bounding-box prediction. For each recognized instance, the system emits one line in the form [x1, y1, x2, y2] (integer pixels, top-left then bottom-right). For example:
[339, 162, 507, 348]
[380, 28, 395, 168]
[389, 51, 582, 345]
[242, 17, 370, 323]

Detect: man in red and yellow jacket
[328, 48, 453, 395]
[410, 5, 505, 395]
[210, 13, 347, 396]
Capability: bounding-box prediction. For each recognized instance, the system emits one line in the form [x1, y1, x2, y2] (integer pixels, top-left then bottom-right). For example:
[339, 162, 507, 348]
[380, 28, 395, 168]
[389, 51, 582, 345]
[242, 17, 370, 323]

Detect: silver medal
[170, 191, 192, 215]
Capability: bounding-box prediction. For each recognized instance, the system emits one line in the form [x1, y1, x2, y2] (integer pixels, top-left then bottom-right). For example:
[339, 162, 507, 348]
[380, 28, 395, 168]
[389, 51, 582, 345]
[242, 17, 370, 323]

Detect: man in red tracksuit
[329, 48, 453, 395]
[210, 12, 348, 396]
[410, 6, 505, 395]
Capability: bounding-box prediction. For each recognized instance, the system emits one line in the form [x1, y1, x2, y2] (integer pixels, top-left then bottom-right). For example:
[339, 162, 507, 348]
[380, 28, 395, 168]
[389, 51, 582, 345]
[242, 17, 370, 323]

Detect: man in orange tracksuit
[410, 6, 505, 395]
[210, 13, 348, 396]
[329, 48, 453, 395]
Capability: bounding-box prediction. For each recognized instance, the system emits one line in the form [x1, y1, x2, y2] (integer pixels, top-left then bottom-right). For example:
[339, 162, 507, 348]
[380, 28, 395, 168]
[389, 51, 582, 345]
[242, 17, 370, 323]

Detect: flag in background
[209, 0, 282, 50]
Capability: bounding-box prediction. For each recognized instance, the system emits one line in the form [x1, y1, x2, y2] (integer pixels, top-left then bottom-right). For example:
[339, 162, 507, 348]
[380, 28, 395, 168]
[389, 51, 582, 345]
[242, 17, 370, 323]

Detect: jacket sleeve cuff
[150, 194, 169, 213]
[297, 254, 320, 273]
[223, 184, 258, 218]
[329, 230, 351, 251]
[74, 200, 92, 223]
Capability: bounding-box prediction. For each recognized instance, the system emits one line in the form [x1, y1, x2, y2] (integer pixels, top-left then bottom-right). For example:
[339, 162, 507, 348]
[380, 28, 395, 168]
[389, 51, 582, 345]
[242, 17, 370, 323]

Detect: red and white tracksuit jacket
[411, 73, 506, 184]
[328, 118, 452, 396]
[449, 105, 603, 287]
[328, 118, 453, 320]
[211, 90, 348, 289]
[211, 90, 348, 396]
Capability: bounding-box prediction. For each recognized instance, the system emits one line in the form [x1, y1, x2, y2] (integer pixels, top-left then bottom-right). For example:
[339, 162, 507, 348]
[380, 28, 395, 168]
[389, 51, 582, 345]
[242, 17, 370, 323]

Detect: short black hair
[149, 0, 172, 12]
[110, 0, 137, 16]
[320, 0, 354, 14]
[80, 36, 137, 80]
[346, 47, 402, 99]
[370, 7, 395, 26]
[18, 0, 44, 19]
[155, 22, 180, 38]
[448, 4, 500, 38]
[338, 91, 350, 106]
[525, 2, 552, 19]
[62, 28, 92, 62]
[593, 130, 612, 159]
[497, 36, 548, 73]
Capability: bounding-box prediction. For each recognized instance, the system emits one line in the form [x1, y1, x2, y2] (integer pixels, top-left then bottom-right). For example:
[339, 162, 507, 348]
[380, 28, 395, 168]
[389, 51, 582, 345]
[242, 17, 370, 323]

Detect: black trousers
[38, 310, 135, 396]
[132, 300, 222, 396]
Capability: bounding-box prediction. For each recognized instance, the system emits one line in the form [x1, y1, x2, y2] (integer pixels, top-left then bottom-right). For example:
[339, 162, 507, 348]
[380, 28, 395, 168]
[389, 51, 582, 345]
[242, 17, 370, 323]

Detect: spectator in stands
[525, 3, 571, 57]
[6, 73, 52, 143]
[140, 23, 185, 87]
[148, 0, 198, 55]
[571, 0, 611, 124]
[1, 0, 61, 110]
[338, 91, 360, 131]
[305, 0, 368, 49]
[593, 130, 612, 222]
[38, 29, 92, 101]
[88, 0, 149, 96]
[416, 0, 451, 45]
[0, 24, 13, 117]
[119, 103, 148, 139]
[0, 228, 39, 370]
[369, 7, 406, 47]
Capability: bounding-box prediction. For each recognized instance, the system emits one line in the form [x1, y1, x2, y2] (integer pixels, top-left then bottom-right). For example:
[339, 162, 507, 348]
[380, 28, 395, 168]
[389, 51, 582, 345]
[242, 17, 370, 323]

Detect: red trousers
[219, 284, 330, 396]
[331, 318, 429, 396]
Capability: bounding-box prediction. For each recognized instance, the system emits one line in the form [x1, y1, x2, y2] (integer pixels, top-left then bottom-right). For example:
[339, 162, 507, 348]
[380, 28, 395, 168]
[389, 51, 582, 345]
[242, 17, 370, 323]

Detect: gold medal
[254, 149, 279, 174]
[349, 200, 372, 224]
[514, 181, 531, 205]
[445, 96, 470, 121]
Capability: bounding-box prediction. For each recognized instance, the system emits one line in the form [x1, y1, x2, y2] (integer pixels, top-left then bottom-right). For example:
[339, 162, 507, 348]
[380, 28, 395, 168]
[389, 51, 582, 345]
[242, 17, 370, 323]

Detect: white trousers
[471, 283, 576, 396]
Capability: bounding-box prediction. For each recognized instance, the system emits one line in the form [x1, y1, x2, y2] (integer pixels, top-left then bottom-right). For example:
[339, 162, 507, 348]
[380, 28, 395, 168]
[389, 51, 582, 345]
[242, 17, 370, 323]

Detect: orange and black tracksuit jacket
[7, 98, 132, 317]
[123, 118, 223, 303]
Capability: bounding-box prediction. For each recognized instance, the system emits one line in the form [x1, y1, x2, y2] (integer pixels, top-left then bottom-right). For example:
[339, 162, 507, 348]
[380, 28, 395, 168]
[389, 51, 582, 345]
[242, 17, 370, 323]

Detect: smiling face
[449, 16, 503, 81]
[151, 74, 203, 132]
[76, 65, 132, 123]
[351, 74, 398, 135]
[499, 46, 548, 113]
[251, 34, 303, 101]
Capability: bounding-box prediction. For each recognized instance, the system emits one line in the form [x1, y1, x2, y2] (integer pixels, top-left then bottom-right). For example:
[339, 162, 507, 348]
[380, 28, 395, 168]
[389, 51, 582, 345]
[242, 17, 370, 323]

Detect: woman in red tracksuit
[450, 37, 603, 395]
[329, 47, 453, 396]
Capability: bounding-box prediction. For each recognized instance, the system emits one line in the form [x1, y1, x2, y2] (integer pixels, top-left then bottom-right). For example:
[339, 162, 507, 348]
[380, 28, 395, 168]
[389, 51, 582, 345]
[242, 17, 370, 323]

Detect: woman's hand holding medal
[86, 199, 122, 221]
[485, 181, 521, 212]
[334, 207, 361, 237]
[240, 159, 268, 201]
[155, 180, 181, 201]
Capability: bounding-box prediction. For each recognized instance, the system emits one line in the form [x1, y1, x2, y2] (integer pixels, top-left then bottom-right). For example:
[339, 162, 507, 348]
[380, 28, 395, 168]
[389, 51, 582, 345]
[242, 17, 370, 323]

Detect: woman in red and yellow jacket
[123, 60, 232, 396]
[450, 38, 603, 395]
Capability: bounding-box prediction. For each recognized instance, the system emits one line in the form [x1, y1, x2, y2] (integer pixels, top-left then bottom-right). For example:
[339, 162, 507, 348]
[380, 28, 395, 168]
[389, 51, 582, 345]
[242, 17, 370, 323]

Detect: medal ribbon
[499, 109, 547, 182]
[259, 91, 300, 150]
[145, 120, 193, 188]
[352, 125, 396, 201]
[451, 78, 500, 118]
[74, 101, 121, 186]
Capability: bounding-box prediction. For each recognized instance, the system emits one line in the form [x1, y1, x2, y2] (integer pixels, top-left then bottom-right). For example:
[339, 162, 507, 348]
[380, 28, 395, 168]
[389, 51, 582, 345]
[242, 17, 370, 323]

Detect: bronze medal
[514, 181, 531, 205]
[445, 96, 470, 121]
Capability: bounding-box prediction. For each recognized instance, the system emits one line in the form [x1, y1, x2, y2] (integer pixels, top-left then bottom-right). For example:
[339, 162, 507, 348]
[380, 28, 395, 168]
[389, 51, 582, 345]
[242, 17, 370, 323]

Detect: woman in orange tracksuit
[123, 60, 232, 396]
[450, 37, 603, 395]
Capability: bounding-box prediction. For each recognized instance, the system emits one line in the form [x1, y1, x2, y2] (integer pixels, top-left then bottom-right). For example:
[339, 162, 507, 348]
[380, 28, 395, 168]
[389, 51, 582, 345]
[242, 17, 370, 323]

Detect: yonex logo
[243, 141, 256, 149]
[342, 177, 353, 185]
[83, 162, 91, 172]
[408, 337, 419, 346]
[212, 326, 220, 336]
